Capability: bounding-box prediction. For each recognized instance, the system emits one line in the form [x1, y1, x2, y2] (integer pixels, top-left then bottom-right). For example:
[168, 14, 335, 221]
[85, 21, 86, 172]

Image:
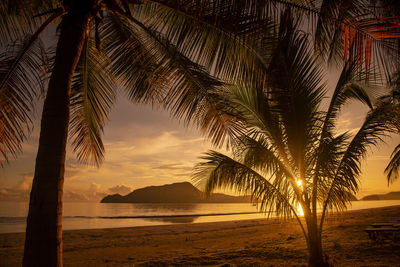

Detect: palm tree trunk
[308, 221, 330, 267]
[23, 7, 91, 267]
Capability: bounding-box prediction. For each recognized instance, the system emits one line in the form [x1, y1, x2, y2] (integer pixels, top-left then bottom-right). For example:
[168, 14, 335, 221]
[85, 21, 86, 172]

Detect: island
[101, 182, 252, 203]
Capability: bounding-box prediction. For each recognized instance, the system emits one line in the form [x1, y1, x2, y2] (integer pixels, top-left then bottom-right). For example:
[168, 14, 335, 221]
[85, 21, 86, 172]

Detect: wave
[69, 211, 262, 220]
[0, 217, 26, 223]
[0, 211, 262, 223]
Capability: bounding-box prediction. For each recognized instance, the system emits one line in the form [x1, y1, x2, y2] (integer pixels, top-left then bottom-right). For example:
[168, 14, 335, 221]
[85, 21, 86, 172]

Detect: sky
[1, 9, 399, 203]
[0, 21, 399, 201]
[1, 84, 399, 202]
[0, 96, 212, 202]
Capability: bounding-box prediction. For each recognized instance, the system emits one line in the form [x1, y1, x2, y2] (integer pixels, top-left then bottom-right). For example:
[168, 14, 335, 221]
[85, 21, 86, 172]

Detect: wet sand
[1, 205, 400, 266]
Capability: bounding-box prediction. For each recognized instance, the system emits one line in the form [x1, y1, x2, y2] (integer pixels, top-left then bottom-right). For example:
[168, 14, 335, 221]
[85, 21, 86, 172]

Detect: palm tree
[1, 1, 399, 266]
[193, 24, 398, 267]
[1, 1, 273, 266]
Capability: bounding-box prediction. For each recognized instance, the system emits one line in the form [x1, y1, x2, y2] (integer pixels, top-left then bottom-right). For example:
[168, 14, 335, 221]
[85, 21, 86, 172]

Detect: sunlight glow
[296, 179, 304, 216]
[296, 179, 303, 189]
[297, 203, 304, 216]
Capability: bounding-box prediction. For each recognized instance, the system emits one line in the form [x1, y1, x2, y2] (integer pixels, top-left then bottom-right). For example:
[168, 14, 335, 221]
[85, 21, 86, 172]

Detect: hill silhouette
[361, 191, 400, 201]
[101, 182, 252, 203]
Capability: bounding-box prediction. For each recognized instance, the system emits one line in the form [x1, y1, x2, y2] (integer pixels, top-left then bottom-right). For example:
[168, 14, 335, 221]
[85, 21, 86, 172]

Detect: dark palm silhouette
[194, 22, 399, 267]
[1, 1, 399, 266]
[0, 1, 265, 265]
[382, 73, 400, 183]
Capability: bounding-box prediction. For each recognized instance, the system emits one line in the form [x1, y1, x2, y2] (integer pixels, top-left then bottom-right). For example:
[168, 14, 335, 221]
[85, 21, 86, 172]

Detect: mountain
[361, 191, 400, 201]
[101, 182, 252, 203]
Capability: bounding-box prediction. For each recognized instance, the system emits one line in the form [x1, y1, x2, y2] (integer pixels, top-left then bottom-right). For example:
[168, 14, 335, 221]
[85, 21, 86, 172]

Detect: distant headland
[100, 182, 252, 203]
[100, 182, 400, 203]
[361, 191, 400, 201]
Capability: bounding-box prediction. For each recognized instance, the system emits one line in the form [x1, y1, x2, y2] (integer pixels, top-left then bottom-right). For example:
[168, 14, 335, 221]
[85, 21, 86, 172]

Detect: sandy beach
[1, 205, 399, 266]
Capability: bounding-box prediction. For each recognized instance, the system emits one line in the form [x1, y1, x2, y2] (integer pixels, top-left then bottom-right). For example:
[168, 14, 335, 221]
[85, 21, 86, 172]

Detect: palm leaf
[135, 0, 278, 82]
[313, 62, 375, 189]
[320, 102, 397, 231]
[101, 14, 167, 103]
[0, 0, 58, 44]
[267, 21, 326, 183]
[149, 0, 400, 77]
[0, 37, 46, 165]
[314, 0, 400, 76]
[103, 12, 229, 130]
[69, 36, 116, 166]
[385, 143, 400, 184]
[194, 150, 301, 218]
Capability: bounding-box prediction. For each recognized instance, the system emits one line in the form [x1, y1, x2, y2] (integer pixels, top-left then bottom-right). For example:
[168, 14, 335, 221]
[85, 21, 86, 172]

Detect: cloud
[0, 173, 32, 201]
[63, 183, 107, 202]
[152, 163, 193, 171]
[107, 184, 133, 195]
[63, 191, 91, 202]
[63, 190, 107, 202]
[62, 183, 136, 202]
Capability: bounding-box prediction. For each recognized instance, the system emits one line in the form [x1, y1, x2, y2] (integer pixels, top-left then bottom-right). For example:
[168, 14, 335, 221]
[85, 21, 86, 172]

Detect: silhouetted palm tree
[0, 1, 272, 266]
[1, 1, 399, 266]
[193, 23, 398, 267]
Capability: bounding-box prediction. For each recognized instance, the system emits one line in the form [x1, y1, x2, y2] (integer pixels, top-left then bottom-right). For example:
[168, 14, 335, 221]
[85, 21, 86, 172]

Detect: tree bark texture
[23, 5, 91, 266]
[308, 222, 330, 267]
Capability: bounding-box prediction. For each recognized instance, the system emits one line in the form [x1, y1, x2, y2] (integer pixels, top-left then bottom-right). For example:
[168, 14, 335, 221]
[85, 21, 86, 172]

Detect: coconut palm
[1, 1, 399, 266]
[1, 1, 276, 266]
[193, 24, 398, 266]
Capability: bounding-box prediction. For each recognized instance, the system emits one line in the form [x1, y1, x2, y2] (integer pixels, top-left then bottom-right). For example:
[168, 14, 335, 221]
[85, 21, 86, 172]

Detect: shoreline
[1, 205, 400, 266]
[2, 200, 400, 235]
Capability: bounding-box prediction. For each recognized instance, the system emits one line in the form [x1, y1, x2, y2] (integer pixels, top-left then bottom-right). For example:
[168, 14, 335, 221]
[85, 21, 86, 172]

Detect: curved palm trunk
[23, 8, 91, 267]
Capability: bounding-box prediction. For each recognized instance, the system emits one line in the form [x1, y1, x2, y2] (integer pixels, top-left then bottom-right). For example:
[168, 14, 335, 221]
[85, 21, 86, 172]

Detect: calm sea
[1, 200, 399, 233]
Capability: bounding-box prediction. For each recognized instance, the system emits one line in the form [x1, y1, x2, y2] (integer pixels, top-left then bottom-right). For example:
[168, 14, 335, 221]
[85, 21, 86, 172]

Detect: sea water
[1, 200, 399, 233]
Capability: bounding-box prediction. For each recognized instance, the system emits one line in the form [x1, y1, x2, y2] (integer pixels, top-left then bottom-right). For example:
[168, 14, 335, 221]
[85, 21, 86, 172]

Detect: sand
[1, 205, 400, 266]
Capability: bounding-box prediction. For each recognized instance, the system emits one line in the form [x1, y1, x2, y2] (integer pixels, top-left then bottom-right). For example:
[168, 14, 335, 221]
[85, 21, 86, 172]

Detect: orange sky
[1, 89, 399, 202]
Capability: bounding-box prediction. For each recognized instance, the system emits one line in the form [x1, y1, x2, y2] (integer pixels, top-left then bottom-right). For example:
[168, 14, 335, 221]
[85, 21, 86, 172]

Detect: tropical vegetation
[383, 73, 400, 183]
[193, 19, 399, 266]
[1, 0, 399, 267]
[0, 1, 253, 265]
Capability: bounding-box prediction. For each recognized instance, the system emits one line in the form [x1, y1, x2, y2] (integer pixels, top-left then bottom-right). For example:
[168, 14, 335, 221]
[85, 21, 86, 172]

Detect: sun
[296, 180, 304, 216]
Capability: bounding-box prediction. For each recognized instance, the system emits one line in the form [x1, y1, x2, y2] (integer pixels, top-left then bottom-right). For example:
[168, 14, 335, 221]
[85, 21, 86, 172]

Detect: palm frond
[320, 102, 397, 230]
[315, 0, 400, 76]
[267, 23, 326, 180]
[314, 0, 349, 61]
[193, 150, 300, 218]
[104, 12, 231, 131]
[102, 10, 255, 148]
[221, 83, 291, 163]
[136, 0, 278, 82]
[195, 91, 246, 148]
[320, 62, 375, 144]
[147, 0, 400, 77]
[314, 132, 350, 205]
[385, 143, 400, 184]
[102, 14, 167, 103]
[69, 36, 116, 166]
[0, 37, 46, 165]
[0, 0, 58, 45]
[312, 63, 375, 206]
[241, 134, 295, 179]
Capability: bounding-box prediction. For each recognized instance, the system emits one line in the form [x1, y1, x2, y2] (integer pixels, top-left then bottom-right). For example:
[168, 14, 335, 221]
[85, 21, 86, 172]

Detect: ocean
[1, 200, 399, 233]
